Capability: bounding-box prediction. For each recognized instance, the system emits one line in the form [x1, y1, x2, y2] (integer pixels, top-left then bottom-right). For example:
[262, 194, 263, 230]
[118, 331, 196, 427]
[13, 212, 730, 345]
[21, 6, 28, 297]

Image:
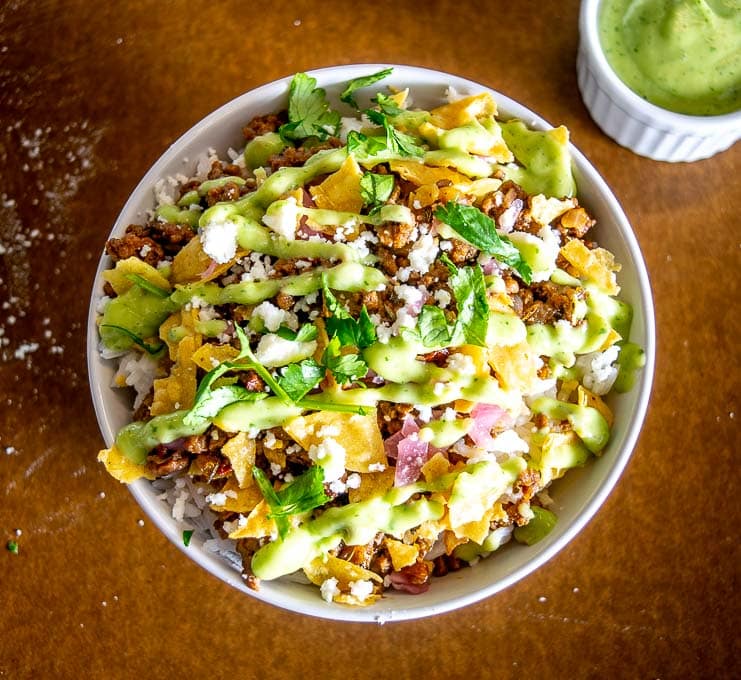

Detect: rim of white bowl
[87, 63, 656, 622]
[580, 0, 741, 131]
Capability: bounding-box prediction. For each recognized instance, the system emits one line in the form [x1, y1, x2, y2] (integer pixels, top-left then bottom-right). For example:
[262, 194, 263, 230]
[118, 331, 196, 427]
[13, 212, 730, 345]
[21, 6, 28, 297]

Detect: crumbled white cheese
[320, 577, 340, 603]
[349, 579, 375, 601]
[447, 352, 476, 376]
[329, 479, 346, 495]
[308, 438, 346, 482]
[200, 219, 238, 264]
[251, 301, 297, 332]
[254, 333, 316, 367]
[346, 473, 361, 489]
[408, 233, 439, 273]
[206, 492, 228, 506]
[416, 405, 433, 422]
[262, 196, 299, 240]
[488, 429, 529, 454]
[433, 289, 451, 308]
[368, 463, 386, 472]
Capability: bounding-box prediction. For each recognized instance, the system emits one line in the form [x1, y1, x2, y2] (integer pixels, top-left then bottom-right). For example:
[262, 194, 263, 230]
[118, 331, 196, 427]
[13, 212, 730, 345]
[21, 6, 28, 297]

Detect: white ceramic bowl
[87, 64, 655, 622]
[577, 0, 741, 162]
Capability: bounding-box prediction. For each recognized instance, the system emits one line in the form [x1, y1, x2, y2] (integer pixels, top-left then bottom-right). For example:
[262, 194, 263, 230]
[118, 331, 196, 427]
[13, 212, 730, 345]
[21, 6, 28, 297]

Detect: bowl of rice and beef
[87, 64, 655, 622]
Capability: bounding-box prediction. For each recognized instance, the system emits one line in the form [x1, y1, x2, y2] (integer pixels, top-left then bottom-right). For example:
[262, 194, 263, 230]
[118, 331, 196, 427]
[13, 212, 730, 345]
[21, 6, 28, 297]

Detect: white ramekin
[577, 0, 741, 162]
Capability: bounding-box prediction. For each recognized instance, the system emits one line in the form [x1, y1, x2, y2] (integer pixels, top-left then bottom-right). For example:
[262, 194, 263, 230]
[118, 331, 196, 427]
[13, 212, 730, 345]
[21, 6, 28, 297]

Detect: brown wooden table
[1, 1, 738, 677]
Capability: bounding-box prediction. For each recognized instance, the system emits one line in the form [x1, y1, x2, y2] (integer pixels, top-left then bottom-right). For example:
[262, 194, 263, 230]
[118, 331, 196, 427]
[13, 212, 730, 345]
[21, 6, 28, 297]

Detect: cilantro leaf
[6, 540, 19, 554]
[360, 172, 394, 210]
[322, 275, 377, 349]
[252, 466, 329, 539]
[252, 467, 289, 538]
[449, 264, 489, 346]
[439, 255, 489, 347]
[268, 466, 329, 518]
[275, 323, 318, 343]
[322, 336, 368, 385]
[340, 67, 394, 109]
[373, 92, 404, 116]
[279, 358, 325, 401]
[182, 530, 194, 547]
[434, 202, 532, 283]
[417, 305, 452, 347]
[364, 108, 424, 157]
[279, 73, 340, 142]
[347, 130, 388, 159]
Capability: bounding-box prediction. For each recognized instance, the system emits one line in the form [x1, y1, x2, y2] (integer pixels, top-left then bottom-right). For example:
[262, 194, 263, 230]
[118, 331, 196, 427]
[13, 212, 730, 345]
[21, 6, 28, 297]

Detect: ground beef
[106, 222, 196, 265]
[337, 533, 383, 570]
[242, 113, 286, 141]
[432, 553, 465, 577]
[447, 237, 479, 265]
[274, 292, 294, 311]
[188, 452, 233, 481]
[238, 369, 266, 393]
[377, 401, 414, 437]
[375, 246, 399, 276]
[145, 448, 190, 477]
[205, 181, 243, 206]
[268, 139, 342, 172]
[556, 206, 595, 239]
[514, 281, 585, 325]
[419, 347, 450, 366]
[481, 181, 536, 234]
[105, 231, 164, 265]
[375, 220, 417, 253]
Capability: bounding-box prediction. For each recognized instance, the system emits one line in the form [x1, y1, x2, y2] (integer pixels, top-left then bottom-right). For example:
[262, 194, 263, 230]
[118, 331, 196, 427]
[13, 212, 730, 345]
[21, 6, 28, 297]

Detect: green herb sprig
[252, 466, 329, 539]
[435, 202, 532, 283]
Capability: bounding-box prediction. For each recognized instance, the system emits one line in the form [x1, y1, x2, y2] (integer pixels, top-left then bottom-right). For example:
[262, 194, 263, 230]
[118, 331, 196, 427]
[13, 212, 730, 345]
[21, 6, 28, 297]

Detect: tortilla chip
[421, 452, 451, 482]
[283, 411, 387, 473]
[208, 477, 263, 513]
[457, 344, 490, 377]
[488, 340, 541, 393]
[388, 159, 468, 187]
[409, 184, 439, 208]
[429, 92, 497, 129]
[227, 499, 276, 539]
[303, 554, 383, 588]
[598, 328, 622, 352]
[221, 432, 256, 488]
[150, 333, 201, 415]
[97, 445, 155, 483]
[437, 185, 463, 204]
[348, 468, 395, 503]
[577, 385, 614, 428]
[309, 155, 364, 214]
[461, 177, 502, 199]
[451, 505, 496, 544]
[190, 342, 240, 371]
[557, 378, 580, 402]
[171, 235, 244, 284]
[102, 257, 172, 295]
[560, 238, 621, 295]
[443, 529, 468, 554]
[405, 519, 443, 546]
[263, 446, 286, 469]
[529, 194, 577, 227]
[385, 539, 419, 571]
